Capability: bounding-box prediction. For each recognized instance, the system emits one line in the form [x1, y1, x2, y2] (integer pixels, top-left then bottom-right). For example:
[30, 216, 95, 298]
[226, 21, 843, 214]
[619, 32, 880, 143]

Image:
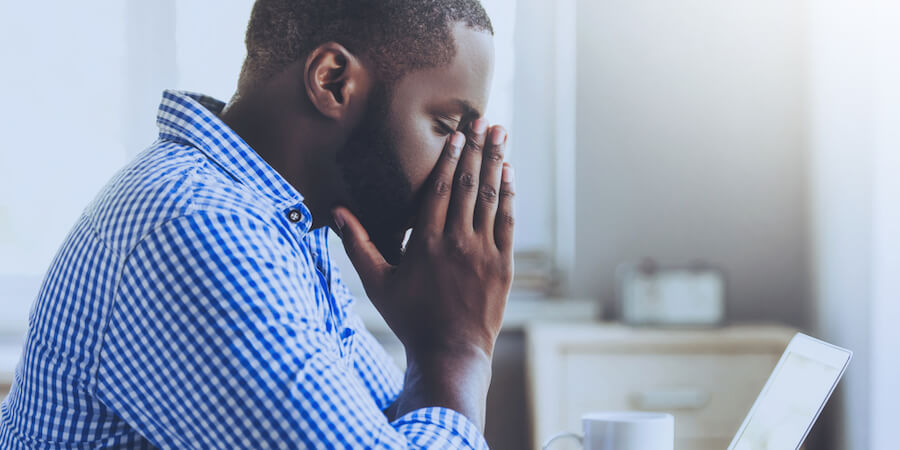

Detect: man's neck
[219, 86, 338, 230]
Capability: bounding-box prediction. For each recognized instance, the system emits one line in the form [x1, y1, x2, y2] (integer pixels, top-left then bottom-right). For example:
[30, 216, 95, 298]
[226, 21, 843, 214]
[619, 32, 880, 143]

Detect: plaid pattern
[0, 90, 489, 449]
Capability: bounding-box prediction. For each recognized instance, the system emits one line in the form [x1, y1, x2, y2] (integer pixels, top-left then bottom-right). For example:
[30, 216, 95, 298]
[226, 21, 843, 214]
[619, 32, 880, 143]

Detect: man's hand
[332, 119, 515, 428]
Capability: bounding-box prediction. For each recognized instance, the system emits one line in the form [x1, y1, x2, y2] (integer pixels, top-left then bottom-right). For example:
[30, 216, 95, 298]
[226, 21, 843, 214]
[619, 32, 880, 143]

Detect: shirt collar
[155, 89, 313, 232]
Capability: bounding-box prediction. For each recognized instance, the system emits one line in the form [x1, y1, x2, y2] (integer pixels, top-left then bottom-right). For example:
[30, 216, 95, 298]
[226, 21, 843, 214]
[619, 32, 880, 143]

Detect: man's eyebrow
[452, 99, 482, 119]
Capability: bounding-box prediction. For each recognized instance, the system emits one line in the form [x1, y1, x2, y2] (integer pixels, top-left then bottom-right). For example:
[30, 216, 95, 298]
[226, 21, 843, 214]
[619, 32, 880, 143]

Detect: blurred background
[0, 1, 897, 449]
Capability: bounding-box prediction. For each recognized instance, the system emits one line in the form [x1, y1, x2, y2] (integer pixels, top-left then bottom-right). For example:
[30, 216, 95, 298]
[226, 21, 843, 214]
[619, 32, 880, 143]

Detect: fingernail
[502, 166, 515, 183]
[333, 210, 345, 232]
[450, 132, 465, 154]
[491, 127, 506, 146]
[471, 119, 488, 135]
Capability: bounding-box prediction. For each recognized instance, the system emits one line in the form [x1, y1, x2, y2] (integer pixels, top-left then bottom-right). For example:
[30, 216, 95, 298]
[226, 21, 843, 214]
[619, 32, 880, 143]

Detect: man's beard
[336, 84, 415, 265]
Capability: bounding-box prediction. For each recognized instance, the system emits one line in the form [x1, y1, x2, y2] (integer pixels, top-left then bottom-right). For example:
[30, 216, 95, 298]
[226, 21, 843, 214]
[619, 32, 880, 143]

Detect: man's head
[232, 0, 495, 263]
[243, 0, 493, 88]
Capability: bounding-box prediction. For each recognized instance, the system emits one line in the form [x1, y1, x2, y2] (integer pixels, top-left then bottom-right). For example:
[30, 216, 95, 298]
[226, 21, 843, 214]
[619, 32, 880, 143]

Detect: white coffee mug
[542, 411, 675, 450]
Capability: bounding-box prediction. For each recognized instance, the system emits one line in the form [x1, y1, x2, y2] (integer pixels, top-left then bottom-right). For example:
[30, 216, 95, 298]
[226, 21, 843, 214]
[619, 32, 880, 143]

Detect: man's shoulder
[85, 140, 272, 256]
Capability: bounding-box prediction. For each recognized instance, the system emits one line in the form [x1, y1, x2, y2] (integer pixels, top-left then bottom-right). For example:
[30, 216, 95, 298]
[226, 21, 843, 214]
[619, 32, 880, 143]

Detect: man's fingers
[417, 131, 465, 234]
[448, 118, 488, 233]
[474, 126, 507, 236]
[333, 206, 390, 293]
[494, 164, 516, 252]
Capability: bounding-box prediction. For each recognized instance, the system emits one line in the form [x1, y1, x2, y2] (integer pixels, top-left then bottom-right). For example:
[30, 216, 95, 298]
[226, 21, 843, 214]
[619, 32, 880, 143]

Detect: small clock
[616, 260, 726, 326]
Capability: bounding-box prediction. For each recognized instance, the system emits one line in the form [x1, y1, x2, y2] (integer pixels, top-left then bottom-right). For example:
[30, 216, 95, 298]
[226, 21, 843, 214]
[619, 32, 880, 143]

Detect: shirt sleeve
[95, 210, 489, 450]
[326, 236, 488, 448]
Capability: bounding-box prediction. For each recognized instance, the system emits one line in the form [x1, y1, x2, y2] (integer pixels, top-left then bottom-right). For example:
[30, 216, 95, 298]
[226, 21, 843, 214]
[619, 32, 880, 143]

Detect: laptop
[727, 333, 852, 450]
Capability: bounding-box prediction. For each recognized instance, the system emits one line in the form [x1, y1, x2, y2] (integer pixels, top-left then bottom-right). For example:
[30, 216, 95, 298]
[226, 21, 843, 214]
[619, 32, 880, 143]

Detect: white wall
[809, 1, 900, 449]
[573, 0, 810, 326]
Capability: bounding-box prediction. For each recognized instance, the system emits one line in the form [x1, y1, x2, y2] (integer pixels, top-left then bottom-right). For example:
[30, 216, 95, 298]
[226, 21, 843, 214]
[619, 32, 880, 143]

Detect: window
[0, 1, 130, 336]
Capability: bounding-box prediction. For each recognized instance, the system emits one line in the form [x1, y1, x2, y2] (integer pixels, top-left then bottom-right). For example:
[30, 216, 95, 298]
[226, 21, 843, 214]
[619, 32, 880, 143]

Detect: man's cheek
[401, 158, 438, 199]
[397, 124, 447, 181]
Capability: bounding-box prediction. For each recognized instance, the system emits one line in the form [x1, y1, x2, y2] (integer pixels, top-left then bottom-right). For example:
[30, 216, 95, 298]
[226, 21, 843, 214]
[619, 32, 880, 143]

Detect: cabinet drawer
[526, 324, 795, 450]
[562, 352, 779, 449]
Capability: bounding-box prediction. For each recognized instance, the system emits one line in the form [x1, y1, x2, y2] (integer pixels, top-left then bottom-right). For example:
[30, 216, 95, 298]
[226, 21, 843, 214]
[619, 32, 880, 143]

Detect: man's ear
[304, 42, 369, 121]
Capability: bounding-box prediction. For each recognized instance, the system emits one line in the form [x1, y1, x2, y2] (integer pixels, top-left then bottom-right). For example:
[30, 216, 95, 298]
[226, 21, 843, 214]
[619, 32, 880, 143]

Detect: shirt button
[287, 209, 302, 223]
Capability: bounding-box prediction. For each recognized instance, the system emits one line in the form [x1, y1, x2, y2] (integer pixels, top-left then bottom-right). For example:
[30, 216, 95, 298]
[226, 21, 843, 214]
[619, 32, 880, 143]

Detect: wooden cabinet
[526, 324, 795, 450]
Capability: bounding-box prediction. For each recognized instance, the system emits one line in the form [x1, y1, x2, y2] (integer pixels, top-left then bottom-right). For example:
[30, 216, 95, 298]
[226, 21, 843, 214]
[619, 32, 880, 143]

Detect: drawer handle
[631, 388, 710, 410]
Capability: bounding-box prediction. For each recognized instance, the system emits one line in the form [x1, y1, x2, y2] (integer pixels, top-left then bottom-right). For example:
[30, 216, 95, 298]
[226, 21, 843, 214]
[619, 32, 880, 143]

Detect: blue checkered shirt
[0, 90, 490, 449]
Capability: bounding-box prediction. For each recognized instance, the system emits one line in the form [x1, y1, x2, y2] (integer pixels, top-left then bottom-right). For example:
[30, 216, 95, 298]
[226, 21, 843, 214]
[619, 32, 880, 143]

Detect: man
[0, 1, 514, 449]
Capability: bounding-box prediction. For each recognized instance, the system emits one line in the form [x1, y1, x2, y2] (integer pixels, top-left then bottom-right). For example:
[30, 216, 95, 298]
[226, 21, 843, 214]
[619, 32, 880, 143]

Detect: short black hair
[242, 0, 493, 86]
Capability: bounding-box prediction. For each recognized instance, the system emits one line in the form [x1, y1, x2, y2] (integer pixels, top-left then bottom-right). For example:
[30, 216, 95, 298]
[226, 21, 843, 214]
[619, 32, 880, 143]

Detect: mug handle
[542, 431, 584, 450]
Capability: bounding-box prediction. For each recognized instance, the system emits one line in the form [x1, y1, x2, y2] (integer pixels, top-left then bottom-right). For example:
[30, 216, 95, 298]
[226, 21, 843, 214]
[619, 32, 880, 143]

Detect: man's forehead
[393, 26, 494, 115]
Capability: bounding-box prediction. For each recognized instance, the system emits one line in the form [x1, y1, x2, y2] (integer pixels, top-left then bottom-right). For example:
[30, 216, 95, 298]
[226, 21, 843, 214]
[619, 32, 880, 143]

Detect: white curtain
[809, 1, 900, 448]
[868, 3, 900, 444]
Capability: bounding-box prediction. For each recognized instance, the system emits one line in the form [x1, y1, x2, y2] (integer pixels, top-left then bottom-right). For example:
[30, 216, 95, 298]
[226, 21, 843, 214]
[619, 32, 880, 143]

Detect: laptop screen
[731, 351, 841, 449]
